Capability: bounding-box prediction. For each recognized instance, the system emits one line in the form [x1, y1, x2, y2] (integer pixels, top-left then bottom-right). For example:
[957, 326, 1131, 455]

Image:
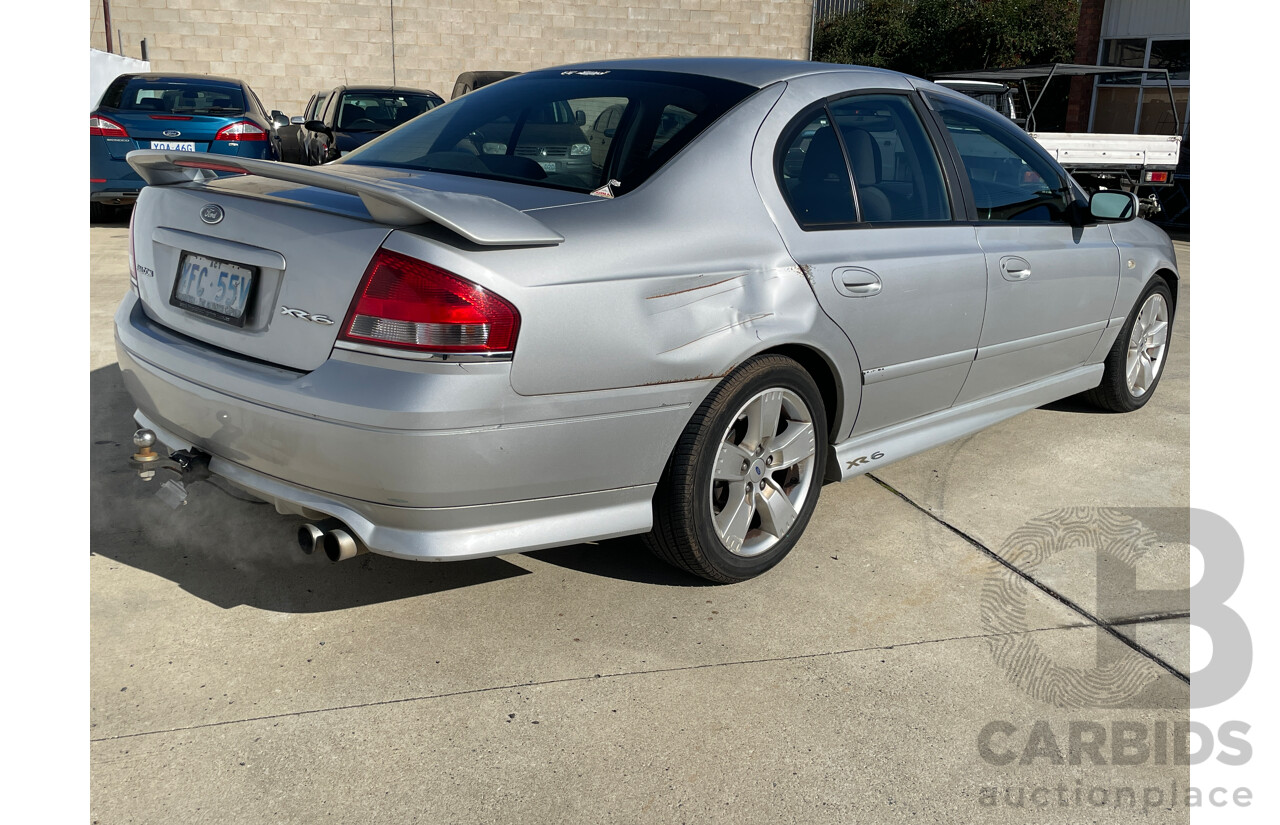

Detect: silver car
[116, 58, 1178, 582]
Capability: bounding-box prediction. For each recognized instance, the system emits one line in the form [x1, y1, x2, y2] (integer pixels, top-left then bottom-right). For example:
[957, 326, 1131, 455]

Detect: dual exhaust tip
[297, 519, 368, 562]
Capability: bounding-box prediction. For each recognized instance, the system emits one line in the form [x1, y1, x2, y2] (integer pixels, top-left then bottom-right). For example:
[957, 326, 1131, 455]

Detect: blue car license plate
[171, 252, 256, 326]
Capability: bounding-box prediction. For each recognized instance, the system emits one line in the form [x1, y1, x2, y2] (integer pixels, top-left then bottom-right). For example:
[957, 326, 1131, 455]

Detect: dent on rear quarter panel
[501, 83, 857, 400]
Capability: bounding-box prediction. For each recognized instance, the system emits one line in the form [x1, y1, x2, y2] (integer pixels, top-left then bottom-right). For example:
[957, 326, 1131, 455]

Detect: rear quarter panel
[423, 83, 861, 421]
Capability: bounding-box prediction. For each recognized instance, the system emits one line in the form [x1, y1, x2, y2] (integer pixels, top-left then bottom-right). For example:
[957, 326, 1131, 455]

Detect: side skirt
[828, 364, 1104, 481]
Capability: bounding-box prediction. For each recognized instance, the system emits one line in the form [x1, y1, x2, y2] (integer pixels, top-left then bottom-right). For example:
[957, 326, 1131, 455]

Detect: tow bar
[129, 428, 211, 508]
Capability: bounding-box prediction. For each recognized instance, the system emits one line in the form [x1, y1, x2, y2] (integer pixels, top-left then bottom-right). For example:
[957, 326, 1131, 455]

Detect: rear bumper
[114, 292, 708, 559]
[132, 409, 655, 561]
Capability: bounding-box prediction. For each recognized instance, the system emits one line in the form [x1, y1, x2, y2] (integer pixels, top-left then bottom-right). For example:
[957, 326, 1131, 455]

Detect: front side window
[306, 92, 329, 121]
[931, 95, 1074, 223]
[338, 70, 755, 195]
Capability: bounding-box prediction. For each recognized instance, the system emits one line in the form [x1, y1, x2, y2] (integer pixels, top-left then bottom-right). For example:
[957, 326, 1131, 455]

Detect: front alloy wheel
[1086, 277, 1174, 412]
[646, 354, 827, 582]
[1125, 291, 1170, 398]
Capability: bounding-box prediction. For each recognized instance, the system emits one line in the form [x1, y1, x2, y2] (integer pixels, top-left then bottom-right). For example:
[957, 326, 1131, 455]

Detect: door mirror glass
[1090, 190, 1138, 221]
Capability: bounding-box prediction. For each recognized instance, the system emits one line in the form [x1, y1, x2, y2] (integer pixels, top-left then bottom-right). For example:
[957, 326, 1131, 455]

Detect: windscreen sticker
[560, 70, 611, 77]
[590, 179, 621, 199]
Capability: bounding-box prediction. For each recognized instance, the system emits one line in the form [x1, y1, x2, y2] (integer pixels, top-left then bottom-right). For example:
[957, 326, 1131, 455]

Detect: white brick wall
[89, 0, 814, 115]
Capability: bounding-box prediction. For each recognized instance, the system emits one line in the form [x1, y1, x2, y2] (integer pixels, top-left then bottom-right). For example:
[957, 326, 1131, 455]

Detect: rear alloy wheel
[1086, 278, 1173, 412]
[646, 355, 827, 582]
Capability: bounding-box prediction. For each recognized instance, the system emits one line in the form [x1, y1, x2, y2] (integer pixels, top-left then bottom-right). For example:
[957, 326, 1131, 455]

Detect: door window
[930, 95, 1075, 223]
[777, 94, 950, 228]
[777, 108, 856, 228]
[827, 94, 950, 223]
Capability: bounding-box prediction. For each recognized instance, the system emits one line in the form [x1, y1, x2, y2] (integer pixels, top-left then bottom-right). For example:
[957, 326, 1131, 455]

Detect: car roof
[116, 73, 247, 87]
[334, 86, 442, 97]
[532, 57, 908, 88]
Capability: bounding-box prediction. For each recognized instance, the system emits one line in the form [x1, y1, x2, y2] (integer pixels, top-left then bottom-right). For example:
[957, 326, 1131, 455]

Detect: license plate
[538, 161, 557, 172]
[151, 141, 196, 151]
[171, 253, 256, 326]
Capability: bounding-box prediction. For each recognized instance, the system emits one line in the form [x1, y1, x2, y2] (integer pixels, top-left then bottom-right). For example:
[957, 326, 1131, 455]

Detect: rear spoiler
[126, 150, 565, 247]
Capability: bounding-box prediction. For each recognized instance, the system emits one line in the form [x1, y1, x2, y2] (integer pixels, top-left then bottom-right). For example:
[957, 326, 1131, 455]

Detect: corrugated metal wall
[1101, 0, 1190, 37]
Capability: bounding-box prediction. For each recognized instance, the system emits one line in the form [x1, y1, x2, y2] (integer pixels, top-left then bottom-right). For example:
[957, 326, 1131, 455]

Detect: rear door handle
[834, 266, 882, 297]
[1000, 256, 1031, 281]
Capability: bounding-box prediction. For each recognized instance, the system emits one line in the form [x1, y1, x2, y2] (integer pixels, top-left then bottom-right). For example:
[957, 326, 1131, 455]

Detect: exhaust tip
[323, 528, 365, 562]
[297, 523, 325, 555]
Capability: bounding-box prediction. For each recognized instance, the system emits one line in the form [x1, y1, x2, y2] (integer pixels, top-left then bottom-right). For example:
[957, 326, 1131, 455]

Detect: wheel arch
[752, 342, 846, 446]
[1153, 267, 1179, 318]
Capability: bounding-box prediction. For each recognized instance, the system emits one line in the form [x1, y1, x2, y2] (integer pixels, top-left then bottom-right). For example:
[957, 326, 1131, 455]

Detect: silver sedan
[116, 58, 1178, 582]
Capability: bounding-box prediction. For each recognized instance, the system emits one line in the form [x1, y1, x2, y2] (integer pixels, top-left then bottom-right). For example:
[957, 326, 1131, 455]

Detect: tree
[813, 0, 1079, 78]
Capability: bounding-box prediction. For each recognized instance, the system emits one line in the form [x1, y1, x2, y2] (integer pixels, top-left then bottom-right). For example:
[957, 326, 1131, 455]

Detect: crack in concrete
[866, 473, 1191, 686]
[90, 624, 1086, 744]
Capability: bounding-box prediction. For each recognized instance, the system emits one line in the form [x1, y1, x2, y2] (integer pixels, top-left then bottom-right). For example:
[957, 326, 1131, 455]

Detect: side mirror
[270, 110, 289, 129]
[290, 116, 306, 126]
[304, 120, 332, 136]
[575, 109, 586, 127]
[1089, 190, 1139, 222]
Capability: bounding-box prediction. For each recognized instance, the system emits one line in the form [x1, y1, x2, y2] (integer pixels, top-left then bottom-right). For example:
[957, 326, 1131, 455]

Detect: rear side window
[338, 70, 756, 195]
[99, 77, 246, 115]
[929, 94, 1074, 223]
[829, 94, 950, 223]
[778, 109, 857, 227]
[777, 93, 950, 228]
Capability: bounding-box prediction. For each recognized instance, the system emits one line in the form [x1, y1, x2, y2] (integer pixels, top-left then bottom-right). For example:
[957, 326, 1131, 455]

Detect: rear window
[337, 69, 756, 195]
[99, 77, 246, 116]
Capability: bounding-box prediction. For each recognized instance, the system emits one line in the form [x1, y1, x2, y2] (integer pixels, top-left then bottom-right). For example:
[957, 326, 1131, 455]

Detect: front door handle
[834, 266, 882, 297]
[1001, 256, 1032, 281]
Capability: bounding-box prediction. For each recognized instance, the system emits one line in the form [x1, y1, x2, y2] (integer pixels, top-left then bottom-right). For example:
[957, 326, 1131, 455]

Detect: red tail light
[214, 120, 267, 141]
[341, 249, 520, 354]
[90, 115, 128, 138]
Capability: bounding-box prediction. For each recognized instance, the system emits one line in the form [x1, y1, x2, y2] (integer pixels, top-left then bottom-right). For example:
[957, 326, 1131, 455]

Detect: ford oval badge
[200, 204, 224, 225]
[163, 129, 182, 138]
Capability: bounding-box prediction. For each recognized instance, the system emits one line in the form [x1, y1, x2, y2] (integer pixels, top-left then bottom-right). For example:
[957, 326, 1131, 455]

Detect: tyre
[1085, 277, 1173, 412]
[645, 354, 828, 583]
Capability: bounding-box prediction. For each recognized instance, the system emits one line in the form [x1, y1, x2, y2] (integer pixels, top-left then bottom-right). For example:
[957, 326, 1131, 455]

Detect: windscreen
[99, 77, 247, 116]
[337, 69, 756, 195]
[336, 92, 443, 132]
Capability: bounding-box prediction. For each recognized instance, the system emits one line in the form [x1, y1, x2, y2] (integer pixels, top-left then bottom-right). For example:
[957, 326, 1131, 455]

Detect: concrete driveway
[90, 213, 1191, 823]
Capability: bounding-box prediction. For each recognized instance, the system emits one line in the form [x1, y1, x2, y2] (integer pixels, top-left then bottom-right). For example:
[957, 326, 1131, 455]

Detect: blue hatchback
[91, 73, 284, 211]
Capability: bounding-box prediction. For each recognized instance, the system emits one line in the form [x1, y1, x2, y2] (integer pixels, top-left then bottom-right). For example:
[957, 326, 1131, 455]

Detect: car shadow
[91, 365, 532, 612]
[1039, 394, 1115, 414]
[526, 537, 710, 587]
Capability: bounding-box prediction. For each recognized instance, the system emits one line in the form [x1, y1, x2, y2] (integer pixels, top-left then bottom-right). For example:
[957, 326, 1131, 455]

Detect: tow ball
[130, 428, 211, 508]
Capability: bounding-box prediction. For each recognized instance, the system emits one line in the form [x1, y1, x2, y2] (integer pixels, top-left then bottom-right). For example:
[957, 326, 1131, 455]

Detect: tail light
[90, 115, 128, 138]
[340, 249, 520, 355]
[128, 208, 138, 292]
[214, 120, 267, 142]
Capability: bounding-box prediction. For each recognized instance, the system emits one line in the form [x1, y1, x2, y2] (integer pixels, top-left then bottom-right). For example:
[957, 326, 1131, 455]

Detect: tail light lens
[90, 115, 128, 138]
[214, 120, 267, 141]
[341, 249, 520, 355]
[128, 208, 138, 292]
